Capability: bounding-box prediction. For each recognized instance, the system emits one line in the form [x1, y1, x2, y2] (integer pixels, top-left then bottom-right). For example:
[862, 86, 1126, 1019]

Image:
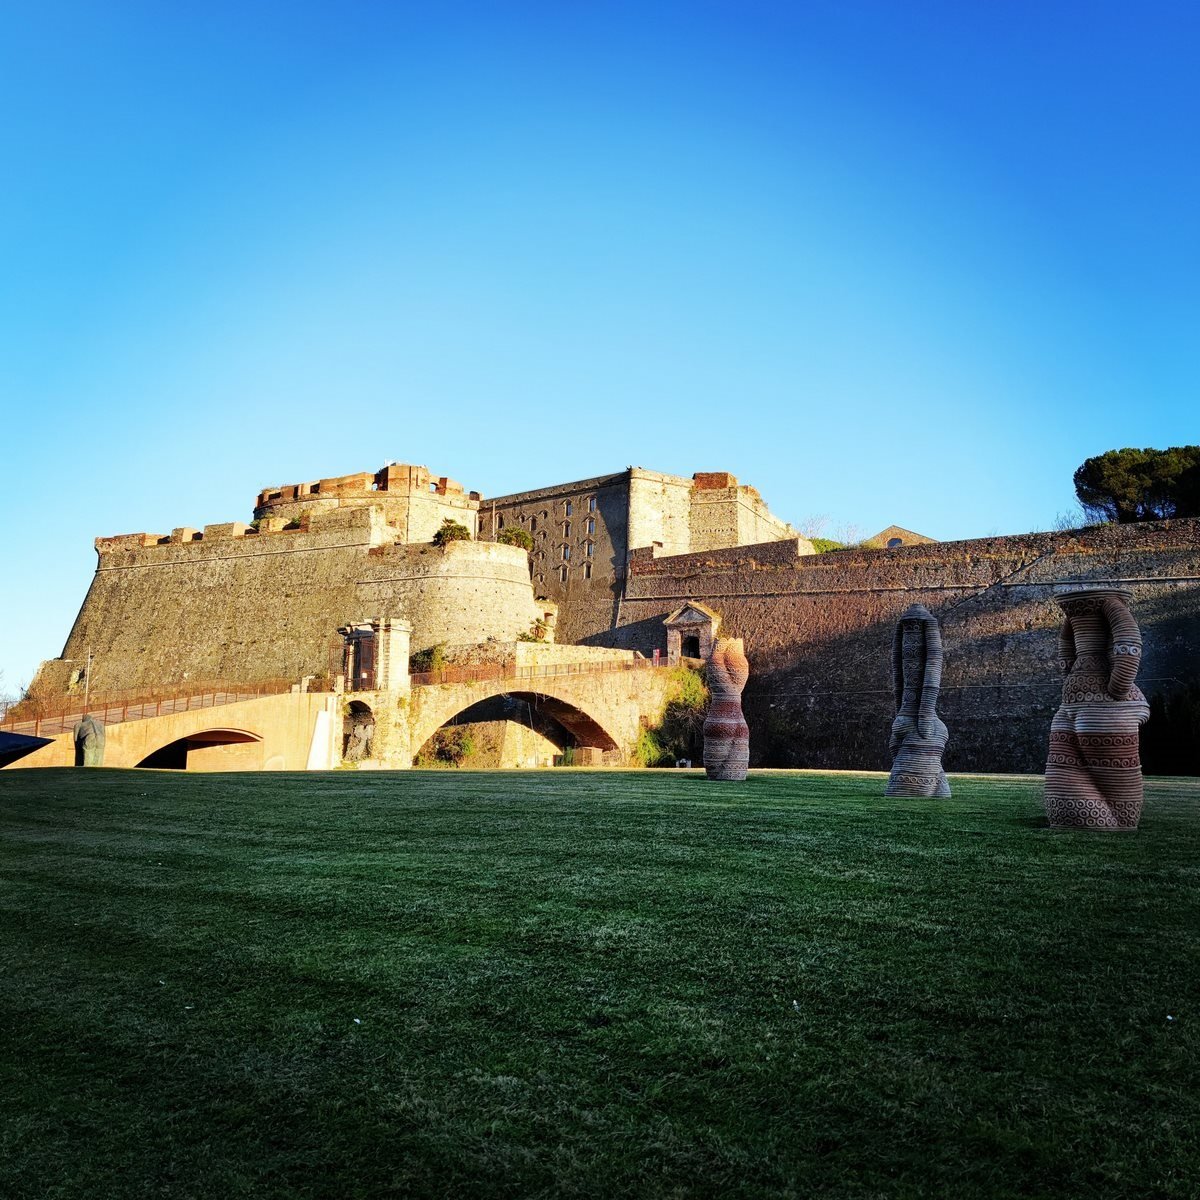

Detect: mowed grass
[1, 770, 1198, 1200]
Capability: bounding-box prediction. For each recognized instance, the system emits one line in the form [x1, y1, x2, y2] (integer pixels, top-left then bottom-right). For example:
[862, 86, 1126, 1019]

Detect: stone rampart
[600, 522, 1200, 772]
[38, 512, 540, 695]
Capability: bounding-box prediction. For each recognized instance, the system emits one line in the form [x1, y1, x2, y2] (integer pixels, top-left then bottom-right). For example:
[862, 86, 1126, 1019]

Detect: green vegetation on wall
[414, 726, 475, 767]
[497, 526, 534, 552]
[636, 665, 708, 767]
[409, 643, 448, 674]
[432, 519, 471, 546]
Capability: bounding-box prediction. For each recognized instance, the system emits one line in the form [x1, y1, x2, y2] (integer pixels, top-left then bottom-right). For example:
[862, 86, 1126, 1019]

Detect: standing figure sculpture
[1044, 586, 1149, 830]
[885, 605, 951, 797]
[703, 638, 750, 781]
[73, 714, 106, 767]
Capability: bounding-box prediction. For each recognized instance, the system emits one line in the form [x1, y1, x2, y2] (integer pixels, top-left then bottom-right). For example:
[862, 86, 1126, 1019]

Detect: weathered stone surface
[703, 638, 750, 781]
[885, 605, 950, 797]
[1044, 586, 1149, 830]
[72, 715, 105, 767]
[606, 519, 1200, 772]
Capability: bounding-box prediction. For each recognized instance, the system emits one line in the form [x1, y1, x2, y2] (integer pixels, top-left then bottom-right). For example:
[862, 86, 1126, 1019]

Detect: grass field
[1, 769, 1198, 1199]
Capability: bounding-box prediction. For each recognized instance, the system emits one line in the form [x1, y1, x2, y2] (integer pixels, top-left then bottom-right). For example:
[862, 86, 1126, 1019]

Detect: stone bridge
[2, 659, 678, 772]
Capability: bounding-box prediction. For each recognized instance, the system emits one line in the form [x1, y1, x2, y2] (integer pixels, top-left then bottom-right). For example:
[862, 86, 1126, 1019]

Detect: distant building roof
[861, 525, 938, 549]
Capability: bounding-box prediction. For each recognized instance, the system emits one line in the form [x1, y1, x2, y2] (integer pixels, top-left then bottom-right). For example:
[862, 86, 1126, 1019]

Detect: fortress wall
[42, 512, 539, 695]
[601, 521, 1200, 772]
[628, 470, 693, 557]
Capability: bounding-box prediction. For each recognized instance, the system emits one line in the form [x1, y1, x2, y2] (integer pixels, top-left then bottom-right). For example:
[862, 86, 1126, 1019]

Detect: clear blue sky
[2, 1, 1197, 692]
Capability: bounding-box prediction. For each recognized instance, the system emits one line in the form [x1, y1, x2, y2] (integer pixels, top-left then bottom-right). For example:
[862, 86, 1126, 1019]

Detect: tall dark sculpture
[703, 638, 750, 781]
[886, 604, 951, 797]
[1045, 585, 1149, 830]
[73, 714, 106, 767]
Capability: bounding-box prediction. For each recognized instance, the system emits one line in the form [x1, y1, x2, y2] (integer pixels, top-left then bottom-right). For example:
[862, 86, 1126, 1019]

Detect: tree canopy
[1073, 446, 1200, 524]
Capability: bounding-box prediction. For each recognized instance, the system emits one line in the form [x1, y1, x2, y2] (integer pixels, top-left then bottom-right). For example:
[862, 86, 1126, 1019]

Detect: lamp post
[63, 647, 94, 714]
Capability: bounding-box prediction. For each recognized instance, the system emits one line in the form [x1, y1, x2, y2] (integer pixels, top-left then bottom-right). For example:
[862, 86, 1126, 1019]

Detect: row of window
[537, 562, 593, 584]
[496, 495, 599, 534]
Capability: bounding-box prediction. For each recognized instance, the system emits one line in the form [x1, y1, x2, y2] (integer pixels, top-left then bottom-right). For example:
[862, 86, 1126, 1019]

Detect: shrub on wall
[409, 643, 448, 674]
[497, 526, 534, 552]
[433, 519, 471, 546]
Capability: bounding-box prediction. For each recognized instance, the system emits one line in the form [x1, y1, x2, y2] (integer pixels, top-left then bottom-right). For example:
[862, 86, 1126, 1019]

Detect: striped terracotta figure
[1044, 585, 1149, 830]
[885, 604, 951, 797]
[703, 637, 750, 781]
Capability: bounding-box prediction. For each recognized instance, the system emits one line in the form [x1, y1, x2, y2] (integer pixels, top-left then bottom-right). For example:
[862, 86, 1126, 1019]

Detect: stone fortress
[13, 457, 1200, 774]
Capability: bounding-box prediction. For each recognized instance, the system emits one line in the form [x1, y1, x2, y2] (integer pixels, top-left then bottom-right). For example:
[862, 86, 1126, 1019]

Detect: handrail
[409, 657, 668, 688]
[0, 677, 298, 738]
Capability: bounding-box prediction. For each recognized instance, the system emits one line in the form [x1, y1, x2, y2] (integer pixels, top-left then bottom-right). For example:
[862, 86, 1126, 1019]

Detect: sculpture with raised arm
[703, 638, 750, 781]
[1044, 585, 1149, 830]
[885, 604, 951, 797]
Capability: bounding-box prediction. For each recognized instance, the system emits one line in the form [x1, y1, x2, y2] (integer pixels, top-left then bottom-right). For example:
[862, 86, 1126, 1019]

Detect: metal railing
[0, 678, 297, 739]
[409, 656, 668, 688]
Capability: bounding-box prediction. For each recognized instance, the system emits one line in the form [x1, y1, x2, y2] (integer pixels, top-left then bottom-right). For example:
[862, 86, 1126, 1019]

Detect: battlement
[254, 462, 481, 514]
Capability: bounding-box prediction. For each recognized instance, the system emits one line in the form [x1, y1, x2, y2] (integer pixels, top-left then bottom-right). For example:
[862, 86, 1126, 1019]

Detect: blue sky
[1, 1, 1197, 691]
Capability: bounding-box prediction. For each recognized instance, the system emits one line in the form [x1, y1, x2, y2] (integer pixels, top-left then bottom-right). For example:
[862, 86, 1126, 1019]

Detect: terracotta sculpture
[73, 714, 106, 767]
[885, 604, 951, 797]
[703, 638, 750, 781]
[1045, 585, 1149, 830]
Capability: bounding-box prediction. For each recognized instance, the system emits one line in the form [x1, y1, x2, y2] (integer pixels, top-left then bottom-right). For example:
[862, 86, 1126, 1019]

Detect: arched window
[887, 537, 903, 549]
[584, 541, 594, 557]
[586, 516, 596, 536]
[562, 520, 571, 537]
[587, 496, 597, 512]
[530, 516, 537, 532]
[559, 564, 568, 582]
[583, 562, 592, 579]
[561, 544, 571, 561]
[564, 501, 573, 516]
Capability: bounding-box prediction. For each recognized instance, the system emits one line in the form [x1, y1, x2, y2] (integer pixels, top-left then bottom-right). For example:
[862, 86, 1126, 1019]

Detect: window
[584, 562, 592, 579]
[561, 544, 570, 560]
[498, 516, 505, 529]
[530, 516, 537, 532]
[585, 541, 594, 557]
[559, 565, 568, 582]
[562, 520, 571, 537]
[586, 517, 595, 536]
[887, 537, 903, 549]
[564, 501, 573, 516]
[588, 496, 597, 512]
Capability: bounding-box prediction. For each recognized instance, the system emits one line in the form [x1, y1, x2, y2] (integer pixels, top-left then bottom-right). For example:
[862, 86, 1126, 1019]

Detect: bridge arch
[410, 683, 624, 768]
[135, 727, 264, 771]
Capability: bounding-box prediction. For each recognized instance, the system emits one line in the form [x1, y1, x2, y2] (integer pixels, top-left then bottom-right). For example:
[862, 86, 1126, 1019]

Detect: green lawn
[1, 769, 1198, 1199]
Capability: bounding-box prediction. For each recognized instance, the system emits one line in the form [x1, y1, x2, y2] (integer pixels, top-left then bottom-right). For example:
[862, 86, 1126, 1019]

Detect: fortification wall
[594, 521, 1200, 772]
[37, 510, 539, 695]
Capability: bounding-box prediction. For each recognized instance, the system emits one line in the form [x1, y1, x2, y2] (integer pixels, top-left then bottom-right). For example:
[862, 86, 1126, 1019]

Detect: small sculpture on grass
[703, 638, 750, 781]
[886, 604, 951, 797]
[73, 714, 105, 767]
[1044, 585, 1149, 830]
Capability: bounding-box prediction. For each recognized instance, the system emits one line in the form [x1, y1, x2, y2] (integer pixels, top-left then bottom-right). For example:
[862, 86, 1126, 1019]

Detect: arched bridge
[3, 657, 677, 771]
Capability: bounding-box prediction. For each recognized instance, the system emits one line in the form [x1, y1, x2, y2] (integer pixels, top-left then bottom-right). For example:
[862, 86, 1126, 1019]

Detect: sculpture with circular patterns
[1044, 585, 1149, 830]
[885, 604, 951, 797]
[703, 638, 750, 781]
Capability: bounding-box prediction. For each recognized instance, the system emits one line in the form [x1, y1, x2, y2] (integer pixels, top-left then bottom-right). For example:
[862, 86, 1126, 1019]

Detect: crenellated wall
[253, 462, 482, 541]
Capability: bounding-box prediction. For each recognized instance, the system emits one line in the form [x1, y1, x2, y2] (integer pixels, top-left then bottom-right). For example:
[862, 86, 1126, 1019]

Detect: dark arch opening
[415, 691, 619, 768]
[343, 700, 375, 762]
[135, 728, 262, 771]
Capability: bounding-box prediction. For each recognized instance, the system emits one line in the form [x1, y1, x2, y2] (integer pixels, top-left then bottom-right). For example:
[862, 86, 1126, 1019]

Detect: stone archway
[135, 728, 263, 771]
